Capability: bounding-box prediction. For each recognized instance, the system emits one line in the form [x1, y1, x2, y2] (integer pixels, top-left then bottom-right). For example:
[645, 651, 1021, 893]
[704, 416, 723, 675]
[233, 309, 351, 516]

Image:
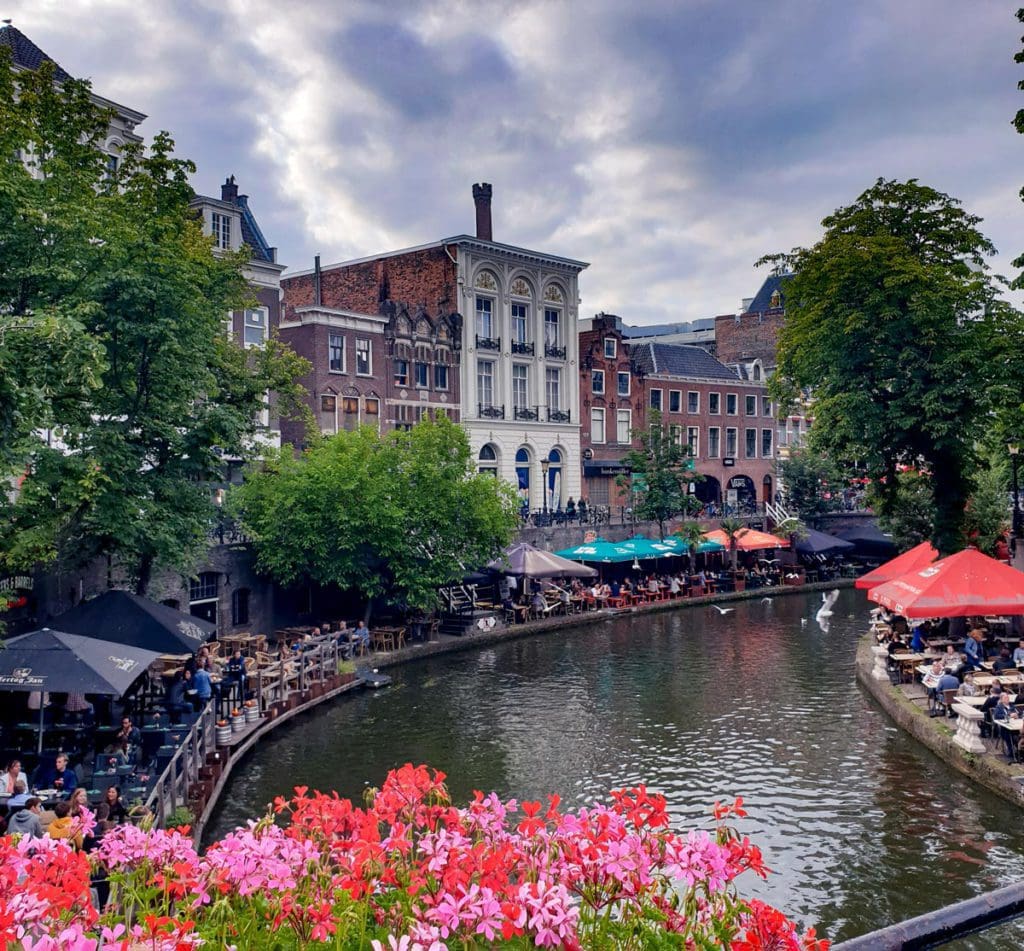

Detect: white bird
[709, 605, 735, 615]
[816, 589, 840, 619]
[800, 618, 808, 626]
[761, 597, 773, 604]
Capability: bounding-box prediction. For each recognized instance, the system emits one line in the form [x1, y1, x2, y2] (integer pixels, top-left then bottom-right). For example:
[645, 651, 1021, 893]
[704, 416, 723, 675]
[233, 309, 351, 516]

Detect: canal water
[207, 589, 1024, 947]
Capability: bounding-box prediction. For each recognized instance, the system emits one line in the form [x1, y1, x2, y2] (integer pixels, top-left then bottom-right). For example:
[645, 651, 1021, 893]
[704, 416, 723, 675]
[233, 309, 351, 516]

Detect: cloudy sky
[9, 0, 1024, 323]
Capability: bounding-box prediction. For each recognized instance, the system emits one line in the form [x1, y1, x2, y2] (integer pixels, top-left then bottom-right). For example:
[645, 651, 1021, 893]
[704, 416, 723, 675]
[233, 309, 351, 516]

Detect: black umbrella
[52, 590, 215, 655]
[794, 528, 856, 556]
[0, 628, 163, 753]
[835, 524, 898, 558]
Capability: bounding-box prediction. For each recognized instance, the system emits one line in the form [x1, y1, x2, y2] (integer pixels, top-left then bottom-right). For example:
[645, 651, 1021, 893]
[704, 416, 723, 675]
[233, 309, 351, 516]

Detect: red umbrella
[867, 548, 1024, 618]
[854, 541, 939, 589]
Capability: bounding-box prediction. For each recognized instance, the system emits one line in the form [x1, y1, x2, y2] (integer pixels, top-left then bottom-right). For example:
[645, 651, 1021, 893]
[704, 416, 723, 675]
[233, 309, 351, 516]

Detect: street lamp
[1010, 442, 1022, 546]
[540, 456, 550, 519]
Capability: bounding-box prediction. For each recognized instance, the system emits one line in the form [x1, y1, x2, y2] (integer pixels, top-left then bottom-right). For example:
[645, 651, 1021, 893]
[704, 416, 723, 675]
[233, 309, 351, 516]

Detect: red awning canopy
[704, 528, 790, 551]
[867, 548, 1024, 618]
[854, 541, 939, 590]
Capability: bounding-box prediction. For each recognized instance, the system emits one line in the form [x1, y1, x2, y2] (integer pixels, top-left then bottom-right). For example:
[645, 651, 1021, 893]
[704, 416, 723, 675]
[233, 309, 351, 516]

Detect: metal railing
[546, 407, 571, 423]
[478, 403, 505, 419]
[514, 405, 539, 421]
[145, 633, 343, 826]
[475, 334, 501, 351]
[544, 343, 566, 360]
[511, 341, 534, 355]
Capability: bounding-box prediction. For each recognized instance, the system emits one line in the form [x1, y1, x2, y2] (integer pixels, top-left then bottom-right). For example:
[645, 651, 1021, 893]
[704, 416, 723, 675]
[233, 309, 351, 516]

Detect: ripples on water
[207, 590, 1024, 947]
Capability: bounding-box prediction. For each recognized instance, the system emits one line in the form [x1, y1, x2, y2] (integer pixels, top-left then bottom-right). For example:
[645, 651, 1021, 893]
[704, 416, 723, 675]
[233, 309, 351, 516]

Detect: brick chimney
[221, 175, 238, 202]
[472, 182, 492, 241]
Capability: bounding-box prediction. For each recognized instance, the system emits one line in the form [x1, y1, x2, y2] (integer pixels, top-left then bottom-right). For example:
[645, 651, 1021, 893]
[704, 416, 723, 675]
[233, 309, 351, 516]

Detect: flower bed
[0, 764, 828, 949]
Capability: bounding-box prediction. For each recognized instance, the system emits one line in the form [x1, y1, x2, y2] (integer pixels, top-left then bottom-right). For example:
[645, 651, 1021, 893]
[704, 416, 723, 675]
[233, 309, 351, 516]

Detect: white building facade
[455, 237, 587, 514]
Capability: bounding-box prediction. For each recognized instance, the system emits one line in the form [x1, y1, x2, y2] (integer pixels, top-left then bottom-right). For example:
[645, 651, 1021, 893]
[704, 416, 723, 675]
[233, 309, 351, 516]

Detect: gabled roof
[192, 189, 276, 264]
[746, 273, 792, 313]
[0, 24, 73, 83]
[621, 317, 715, 338]
[630, 343, 740, 381]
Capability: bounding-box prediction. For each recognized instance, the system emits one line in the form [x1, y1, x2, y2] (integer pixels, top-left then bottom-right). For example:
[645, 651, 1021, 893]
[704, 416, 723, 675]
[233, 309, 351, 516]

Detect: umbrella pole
[37, 700, 44, 757]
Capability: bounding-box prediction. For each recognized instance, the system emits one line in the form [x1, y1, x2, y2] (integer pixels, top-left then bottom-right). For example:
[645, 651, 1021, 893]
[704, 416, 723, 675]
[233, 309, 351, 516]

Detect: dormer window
[212, 212, 231, 250]
[769, 289, 782, 308]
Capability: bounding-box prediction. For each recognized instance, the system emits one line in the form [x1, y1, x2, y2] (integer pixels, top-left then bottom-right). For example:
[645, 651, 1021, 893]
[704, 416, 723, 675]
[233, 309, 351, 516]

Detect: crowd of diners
[875, 607, 1024, 760]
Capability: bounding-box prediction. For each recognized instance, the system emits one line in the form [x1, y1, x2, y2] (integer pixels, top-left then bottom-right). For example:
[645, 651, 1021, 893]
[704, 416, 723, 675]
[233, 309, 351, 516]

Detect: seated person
[609, 580, 621, 598]
[558, 587, 571, 608]
[165, 671, 189, 721]
[993, 648, 1017, 674]
[647, 577, 659, 595]
[36, 753, 77, 794]
[3, 759, 28, 795]
[47, 801, 81, 848]
[7, 780, 29, 810]
[980, 682, 1004, 736]
[107, 716, 142, 761]
[352, 621, 371, 651]
[530, 591, 546, 614]
[1013, 639, 1024, 667]
[668, 576, 681, 596]
[192, 667, 214, 708]
[992, 692, 1020, 757]
[103, 785, 129, 824]
[933, 668, 960, 715]
[958, 672, 979, 697]
[7, 797, 43, 839]
[225, 649, 248, 697]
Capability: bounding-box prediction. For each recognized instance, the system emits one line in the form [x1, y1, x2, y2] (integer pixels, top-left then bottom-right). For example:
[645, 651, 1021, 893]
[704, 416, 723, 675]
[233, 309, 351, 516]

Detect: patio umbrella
[554, 538, 637, 563]
[0, 628, 162, 753]
[867, 548, 1024, 618]
[854, 541, 939, 589]
[657, 537, 726, 556]
[794, 528, 855, 557]
[834, 524, 897, 558]
[489, 542, 598, 578]
[704, 528, 790, 550]
[52, 589, 215, 655]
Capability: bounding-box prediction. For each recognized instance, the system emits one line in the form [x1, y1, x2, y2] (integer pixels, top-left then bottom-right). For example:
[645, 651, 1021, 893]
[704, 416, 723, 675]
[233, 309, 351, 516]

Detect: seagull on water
[709, 605, 735, 615]
[761, 597, 773, 604]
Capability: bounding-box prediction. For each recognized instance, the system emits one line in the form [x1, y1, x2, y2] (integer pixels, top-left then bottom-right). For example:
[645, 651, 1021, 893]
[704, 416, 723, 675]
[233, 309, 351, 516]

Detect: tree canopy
[762, 178, 1021, 554]
[0, 55, 309, 591]
[233, 415, 521, 612]
[617, 410, 700, 539]
[778, 447, 844, 523]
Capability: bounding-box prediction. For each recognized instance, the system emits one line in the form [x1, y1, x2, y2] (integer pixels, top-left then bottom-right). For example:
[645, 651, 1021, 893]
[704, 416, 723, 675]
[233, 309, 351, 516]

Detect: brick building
[714, 273, 811, 459]
[630, 343, 777, 509]
[280, 185, 587, 511]
[577, 313, 644, 507]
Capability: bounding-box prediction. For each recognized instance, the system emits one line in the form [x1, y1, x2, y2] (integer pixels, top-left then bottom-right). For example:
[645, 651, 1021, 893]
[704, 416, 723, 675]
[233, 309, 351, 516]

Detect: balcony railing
[511, 340, 534, 355]
[544, 343, 567, 360]
[547, 407, 571, 423]
[478, 403, 505, 420]
[476, 334, 501, 351]
[514, 405, 539, 421]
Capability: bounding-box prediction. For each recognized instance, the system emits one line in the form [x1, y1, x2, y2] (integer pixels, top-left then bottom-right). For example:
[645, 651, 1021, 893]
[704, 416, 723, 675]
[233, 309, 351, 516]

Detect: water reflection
[207, 590, 1024, 947]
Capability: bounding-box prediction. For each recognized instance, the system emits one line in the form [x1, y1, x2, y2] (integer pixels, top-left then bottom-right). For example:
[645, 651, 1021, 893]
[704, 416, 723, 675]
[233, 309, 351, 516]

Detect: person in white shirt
[1012, 639, 1024, 667]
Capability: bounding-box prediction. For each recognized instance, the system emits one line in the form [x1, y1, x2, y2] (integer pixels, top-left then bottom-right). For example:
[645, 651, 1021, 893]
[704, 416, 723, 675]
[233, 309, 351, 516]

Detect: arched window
[478, 444, 499, 477]
[752, 362, 762, 381]
[546, 448, 563, 511]
[516, 447, 532, 508]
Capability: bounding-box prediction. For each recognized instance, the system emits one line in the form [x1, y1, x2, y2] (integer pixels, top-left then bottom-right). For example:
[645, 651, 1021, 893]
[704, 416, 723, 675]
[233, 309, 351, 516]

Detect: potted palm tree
[719, 517, 749, 592]
[675, 521, 708, 593]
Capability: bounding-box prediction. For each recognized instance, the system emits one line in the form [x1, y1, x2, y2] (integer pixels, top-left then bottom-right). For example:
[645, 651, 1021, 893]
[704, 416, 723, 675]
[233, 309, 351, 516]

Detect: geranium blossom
[0, 764, 827, 950]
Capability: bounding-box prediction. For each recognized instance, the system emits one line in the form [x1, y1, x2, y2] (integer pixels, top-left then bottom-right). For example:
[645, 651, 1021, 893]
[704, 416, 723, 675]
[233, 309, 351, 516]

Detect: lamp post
[1010, 442, 1022, 547]
[540, 456, 550, 519]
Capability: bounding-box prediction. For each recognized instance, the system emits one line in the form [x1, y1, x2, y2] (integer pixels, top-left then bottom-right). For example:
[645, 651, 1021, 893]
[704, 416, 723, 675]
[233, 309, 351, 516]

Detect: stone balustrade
[952, 703, 987, 754]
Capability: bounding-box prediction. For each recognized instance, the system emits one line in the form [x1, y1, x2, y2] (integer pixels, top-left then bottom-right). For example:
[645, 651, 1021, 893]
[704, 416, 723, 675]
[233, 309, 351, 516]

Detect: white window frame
[709, 392, 721, 415]
[477, 359, 495, 408]
[355, 338, 372, 376]
[745, 427, 757, 459]
[745, 394, 757, 416]
[726, 393, 738, 416]
[242, 307, 268, 349]
[669, 390, 681, 413]
[475, 296, 494, 339]
[762, 396, 772, 417]
[649, 388, 663, 412]
[708, 426, 721, 458]
[414, 361, 429, 388]
[546, 367, 561, 411]
[394, 359, 409, 387]
[761, 428, 773, 458]
[511, 302, 529, 344]
[687, 426, 699, 457]
[591, 407, 606, 444]
[592, 369, 605, 395]
[616, 408, 632, 444]
[617, 371, 631, 397]
[512, 364, 529, 410]
[211, 212, 231, 250]
[328, 332, 345, 373]
[604, 337, 617, 359]
[434, 364, 448, 390]
[544, 308, 561, 347]
[687, 391, 699, 414]
[725, 427, 738, 457]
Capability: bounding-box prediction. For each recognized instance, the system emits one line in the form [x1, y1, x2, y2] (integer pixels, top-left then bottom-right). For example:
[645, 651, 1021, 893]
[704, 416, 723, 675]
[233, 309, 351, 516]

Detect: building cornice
[283, 306, 387, 331]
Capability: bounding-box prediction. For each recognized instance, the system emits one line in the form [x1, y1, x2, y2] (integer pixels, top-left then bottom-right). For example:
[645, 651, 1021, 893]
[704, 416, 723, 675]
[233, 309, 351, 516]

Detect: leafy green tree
[233, 415, 520, 613]
[778, 448, 843, 522]
[617, 410, 699, 539]
[870, 471, 934, 551]
[0, 57, 310, 591]
[963, 458, 1010, 555]
[761, 178, 1020, 554]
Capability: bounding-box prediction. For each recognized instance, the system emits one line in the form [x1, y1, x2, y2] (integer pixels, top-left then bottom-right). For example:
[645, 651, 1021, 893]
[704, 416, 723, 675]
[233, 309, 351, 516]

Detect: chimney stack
[314, 254, 322, 307]
[221, 175, 238, 202]
[472, 182, 493, 241]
